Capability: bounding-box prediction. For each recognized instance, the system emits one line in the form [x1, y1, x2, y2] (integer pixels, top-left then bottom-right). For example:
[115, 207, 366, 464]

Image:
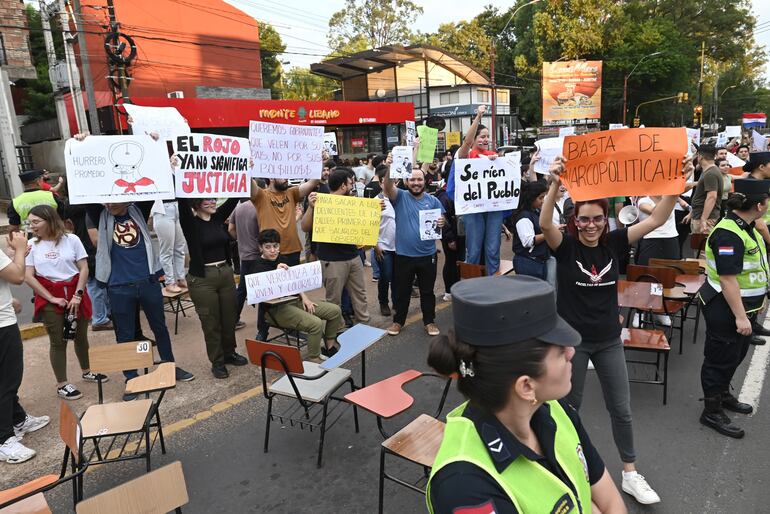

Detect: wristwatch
[75, 289, 84, 297]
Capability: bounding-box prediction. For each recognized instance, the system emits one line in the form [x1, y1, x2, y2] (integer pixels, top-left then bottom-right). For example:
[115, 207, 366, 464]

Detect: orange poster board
[560, 128, 688, 201]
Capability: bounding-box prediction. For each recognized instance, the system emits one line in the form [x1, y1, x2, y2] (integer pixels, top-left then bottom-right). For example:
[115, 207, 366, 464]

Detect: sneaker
[235, 320, 246, 330]
[57, 384, 83, 401]
[175, 367, 195, 382]
[364, 260, 372, 267]
[632, 313, 640, 328]
[307, 356, 324, 364]
[379, 303, 391, 317]
[442, 293, 452, 302]
[256, 331, 269, 341]
[92, 322, 114, 332]
[321, 345, 338, 359]
[123, 392, 139, 402]
[14, 414, 50, 439]
[425, 323, 440, 336]
[82, 371, 109, 383]
[372, 277, 379, 282]
[211, 365, 229, 379]
[654, 314, 672, 327]
[0, 436, 36, 464]
[621, 471, 661, 505]
[224, 352, 248, 366]
[387, 323, 402, 336]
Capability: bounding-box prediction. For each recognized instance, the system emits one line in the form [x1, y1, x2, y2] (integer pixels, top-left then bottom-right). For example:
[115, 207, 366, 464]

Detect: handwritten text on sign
[454, 153, 522, 215]
[561, 128, 688, 202]
[123, 104, 190, 140]
[172, 134, 250, 198]
[249, 121, 323, 179]
[311, 193, 381, 246]
[245, 261, 322, 305]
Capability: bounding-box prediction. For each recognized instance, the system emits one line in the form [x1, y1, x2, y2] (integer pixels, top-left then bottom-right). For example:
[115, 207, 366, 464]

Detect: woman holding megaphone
[539, 155, 692, 506]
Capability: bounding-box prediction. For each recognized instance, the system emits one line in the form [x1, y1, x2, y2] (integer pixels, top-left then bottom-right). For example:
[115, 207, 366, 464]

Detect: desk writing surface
[320, 324, 386, 370]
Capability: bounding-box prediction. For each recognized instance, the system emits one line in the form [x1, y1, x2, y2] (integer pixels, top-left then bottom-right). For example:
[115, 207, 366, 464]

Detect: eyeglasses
[576, 215, 607, 226]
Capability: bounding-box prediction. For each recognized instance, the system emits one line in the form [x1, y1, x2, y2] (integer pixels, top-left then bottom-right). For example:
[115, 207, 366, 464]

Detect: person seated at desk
[254, 229, 343, 363]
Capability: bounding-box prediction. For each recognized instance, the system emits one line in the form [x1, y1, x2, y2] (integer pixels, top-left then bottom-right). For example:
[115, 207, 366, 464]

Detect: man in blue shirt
[383, 166, 445, 336]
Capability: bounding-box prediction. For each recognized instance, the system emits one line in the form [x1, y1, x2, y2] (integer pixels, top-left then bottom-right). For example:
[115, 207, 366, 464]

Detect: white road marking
[738, 320, 770, 415]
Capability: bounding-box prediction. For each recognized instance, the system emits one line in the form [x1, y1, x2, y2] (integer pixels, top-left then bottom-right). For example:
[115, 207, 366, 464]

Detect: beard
[409, 185, 424, 196]
[274, 181, 289, 191]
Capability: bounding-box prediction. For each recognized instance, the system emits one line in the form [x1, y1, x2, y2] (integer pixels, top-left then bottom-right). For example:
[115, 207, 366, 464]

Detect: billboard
[542, 61, 602, 126]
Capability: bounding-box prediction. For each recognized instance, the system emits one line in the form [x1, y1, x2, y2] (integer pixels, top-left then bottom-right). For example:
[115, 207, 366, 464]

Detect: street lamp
[490, 0, 542, 148]
[714, 84, 736, 126]
[622, 51, 663, 126]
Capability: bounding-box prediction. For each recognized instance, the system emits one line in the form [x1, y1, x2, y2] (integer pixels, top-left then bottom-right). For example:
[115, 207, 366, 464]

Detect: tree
[413, 19, 492, 71]
[259, 23, 287, 99]
[20, 5, 64, 122]
[327, 0, 423, 56]
[282, 69, 337, 100]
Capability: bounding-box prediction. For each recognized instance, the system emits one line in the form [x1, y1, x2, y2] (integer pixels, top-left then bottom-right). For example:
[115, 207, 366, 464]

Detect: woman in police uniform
[698, 179, 770, 438]
[427, 275, 626, 514]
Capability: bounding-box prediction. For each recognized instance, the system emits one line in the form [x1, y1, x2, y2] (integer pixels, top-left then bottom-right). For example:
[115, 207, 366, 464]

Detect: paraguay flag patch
[718, 246, 735, 256]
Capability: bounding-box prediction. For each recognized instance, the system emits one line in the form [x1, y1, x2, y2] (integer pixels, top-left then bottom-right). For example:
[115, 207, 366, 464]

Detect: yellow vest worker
[8, 169, 61, 232]
[426, 275, 627, 514]
[698, 178, 770, 439]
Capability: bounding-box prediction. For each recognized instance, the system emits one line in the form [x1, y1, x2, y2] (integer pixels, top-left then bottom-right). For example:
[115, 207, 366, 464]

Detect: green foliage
[327, 0, 423, 56]
[412, 19, 492, 70]
[282, 68, 337, 100]
[259, 23, 287, 99]
[20, 5, 64, 122]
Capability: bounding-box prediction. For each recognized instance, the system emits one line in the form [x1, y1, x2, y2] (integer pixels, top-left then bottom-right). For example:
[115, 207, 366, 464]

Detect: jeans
[371, 249, 380, 279]
[152, 203, 187, 284]
[377, 250, 396, 306]
[393, 253, 437, 326]
[440, 239, 465, 294]
[107, 278, 176, 379]
[0, 324, 26, 444]
[463, 211, 504, 275]
[567, 336, 636, 463]
[42, 304, 90, 383]
[87, 277, 111, 326]
[513, 255, 548, 280]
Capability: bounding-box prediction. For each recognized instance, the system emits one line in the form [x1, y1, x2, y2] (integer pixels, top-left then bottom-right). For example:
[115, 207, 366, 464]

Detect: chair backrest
[59, 401, 81, 464]
[648, 258, 701, 276]
[626, 264, 677, 288]
[690, 233, 707, 254]
[88, 343, 154, 374]
[617, 279, 664, 310]
[457, 261, 486, 279]
[245, 339, 304, 374]
[75, 461, 188, 514]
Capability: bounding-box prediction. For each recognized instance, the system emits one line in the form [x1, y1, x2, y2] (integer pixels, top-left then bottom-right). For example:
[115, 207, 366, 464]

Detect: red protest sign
[560, 128, 688, 201]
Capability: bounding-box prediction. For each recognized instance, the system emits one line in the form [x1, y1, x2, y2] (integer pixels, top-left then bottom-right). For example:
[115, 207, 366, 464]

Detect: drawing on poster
[390, 146, 413, 179]
[419, 209, 442, 240]
[323, 132, 338, 155]
[405, 120, 416, 146]
[109, 141, 157, 195]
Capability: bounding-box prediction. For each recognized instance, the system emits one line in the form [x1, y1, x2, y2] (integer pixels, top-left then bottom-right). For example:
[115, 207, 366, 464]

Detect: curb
[20, 323, 46, 340]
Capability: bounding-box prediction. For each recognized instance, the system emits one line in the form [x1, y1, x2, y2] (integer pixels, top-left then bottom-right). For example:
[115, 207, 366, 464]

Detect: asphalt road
[41, 304, 770, 514]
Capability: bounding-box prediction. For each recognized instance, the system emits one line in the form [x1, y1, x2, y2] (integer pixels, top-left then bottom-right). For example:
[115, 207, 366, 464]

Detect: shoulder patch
[453, 500, 498, 514]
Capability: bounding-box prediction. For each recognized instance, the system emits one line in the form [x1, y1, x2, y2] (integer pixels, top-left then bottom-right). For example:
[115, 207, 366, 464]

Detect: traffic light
[677, 92, 689, 103]
[693, 104, 703, 127]
[694, 104, 703, 114]
[633, 117, 641, 128]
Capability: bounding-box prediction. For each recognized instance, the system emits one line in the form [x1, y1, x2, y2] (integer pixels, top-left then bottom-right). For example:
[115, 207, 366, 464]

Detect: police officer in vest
[699, 179, 770, 438]
[427, 275, 626, 514]
[8, 169, 63, 233]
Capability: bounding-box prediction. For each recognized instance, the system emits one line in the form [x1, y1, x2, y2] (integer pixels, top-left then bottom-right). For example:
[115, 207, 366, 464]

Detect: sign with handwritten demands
[390, 146, 413, 179]
[248, 121, 324, 179]
[123, 104, 190, 140]
[311, 193, 381, 246]
[454, 153, 522, 215]
[171, 134, 250, 198]
[560, 128, 688, 202]
[245, 261, 322, 305]
[416, 125, 438, 162]
[65, 135, 175, 204]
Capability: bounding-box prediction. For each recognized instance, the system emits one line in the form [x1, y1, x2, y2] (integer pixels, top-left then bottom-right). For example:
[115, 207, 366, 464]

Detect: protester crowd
[1, 117, 769, 512]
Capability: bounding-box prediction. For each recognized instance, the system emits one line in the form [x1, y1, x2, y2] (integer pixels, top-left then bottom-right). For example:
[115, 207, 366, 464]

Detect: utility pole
[57, 0, 87, 132]
[490, 43, 497, 148]
[38, 0, 70, 138]
[70, 0, 101, 134]
[695, 41, 705, 129]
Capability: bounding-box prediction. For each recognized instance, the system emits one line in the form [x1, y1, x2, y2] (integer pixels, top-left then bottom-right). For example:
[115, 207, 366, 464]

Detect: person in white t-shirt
[23, 205, 106, 401]
[0, 231, 50, 465]
[636, 196, 680, 264]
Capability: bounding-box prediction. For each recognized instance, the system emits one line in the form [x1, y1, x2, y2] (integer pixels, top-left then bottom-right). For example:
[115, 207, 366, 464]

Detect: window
[477, 89, 490, 103]
[496, 89, 509, 104]
[440, 91, 459, 105]
[449, 118, 462, 132]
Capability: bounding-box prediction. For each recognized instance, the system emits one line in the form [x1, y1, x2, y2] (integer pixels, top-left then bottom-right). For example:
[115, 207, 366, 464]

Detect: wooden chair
[648, 258, 703, 346]
[345, 370, 451, 514]
[648, 258, 701, 276]
[162, 287, 191, 335]
[0, 402, 86, 513]
[690, 232, 708, 258]
[617, 280, 671, 404]
[626, 264, 688, 354]
[80, 343, 176, 474]
[457, 261, 486, 279]
[245, 339, 359, 468]
[76, 461, 188, 514]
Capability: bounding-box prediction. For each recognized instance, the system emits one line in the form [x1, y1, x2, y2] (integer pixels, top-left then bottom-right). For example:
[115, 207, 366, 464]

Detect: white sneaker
[654, 314, 672, 326]
[622, 471, 660, 505]
[632, 313, 640, 328]
[442, 293, 452, 302]
[13, 414, 50, 439]
[0, 436, 36, 464]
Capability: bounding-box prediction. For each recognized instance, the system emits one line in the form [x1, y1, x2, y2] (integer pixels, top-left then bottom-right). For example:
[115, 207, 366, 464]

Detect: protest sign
[725, 152, 746, 176]
[405, 120, 416, 146]
[534, 137, 563, 174]
[419, 209, 442, 240]
[608, 123, 626, 130]
[171, 134, 250, 198]
[416, 125, 438, 162]
[454, 153, 521, 215]
[248, 121, 323, 180]
[390, 146, 413, 179]
[559, 126, 576, 137]
[245, 261, 322, 305]
[123, 104, 190, 140]
[560, 127, 688, 202]
[65, 135, 175, 204]
[724, 126, 741, 138]
[311, 193, 381, 246]
[752, 130, 767, 152]
[686, 128, 701, 147]
[446, 131, 461, 148]
[323, 132, 338, 155]
[716, 132, 728, 147]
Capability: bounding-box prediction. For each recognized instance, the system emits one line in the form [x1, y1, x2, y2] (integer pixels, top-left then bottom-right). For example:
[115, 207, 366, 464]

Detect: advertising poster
[542, 61, 603, 126]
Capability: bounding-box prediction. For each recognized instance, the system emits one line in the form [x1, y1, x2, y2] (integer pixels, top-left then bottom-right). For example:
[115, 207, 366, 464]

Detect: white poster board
[405, 120, 416, 146]
[245, 261, 323, 305]
[65, 135, 175, 204]
[559, 126, 575, 137]
[752, 130, 767, 152]
[123, 104, 190, 140]
[716, 132, 728, 147]
[170, 134, 250, 198]
[534, 137, 563, 174]
[724, 125, 742, 138]
[323, 132, 338, 155]
[454, 153, 521, 215]
[686, 128, 701, 147]
[725, 152, 745, 168]
[248, 121, 323, 179]
[419, 209, 442, 240]
[390, 146, 413, 179]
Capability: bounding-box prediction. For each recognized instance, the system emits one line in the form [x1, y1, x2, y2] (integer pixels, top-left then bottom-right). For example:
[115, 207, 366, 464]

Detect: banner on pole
[454, 153, 521, 215]
[311, 193, 381, 246]
[171, 134, 250, 198]
[248, 121, 323, 179]
[245, 261, 322, 305]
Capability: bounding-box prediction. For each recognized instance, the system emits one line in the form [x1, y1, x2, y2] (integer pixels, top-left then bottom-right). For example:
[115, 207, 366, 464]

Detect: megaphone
[618, 205, 639, 225]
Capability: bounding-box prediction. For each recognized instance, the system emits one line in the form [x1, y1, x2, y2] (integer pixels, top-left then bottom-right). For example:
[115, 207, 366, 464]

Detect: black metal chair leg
[317, 398, 330, 468]
[155, 410, 167, 454]
[145, 428, 152, 471]
[349, 379, 359, 433]
[663, 352, 669, 405]
[693, 303, 701, 345]
[264, 397, 273, 453]
[378, 447, 386, 514]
